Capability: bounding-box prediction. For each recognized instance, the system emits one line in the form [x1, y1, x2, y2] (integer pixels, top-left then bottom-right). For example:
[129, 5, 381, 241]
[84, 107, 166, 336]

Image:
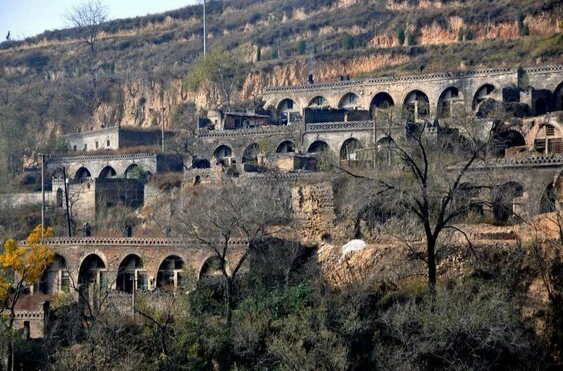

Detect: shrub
[374, 282, 542, 370]
[398, 27, 406, 45]
[297, 39, 306, 55]
[343, 34, 355, 50]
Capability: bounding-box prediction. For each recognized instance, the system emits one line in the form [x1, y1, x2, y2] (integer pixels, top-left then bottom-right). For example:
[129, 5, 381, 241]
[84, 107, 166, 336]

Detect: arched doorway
[99, 166, 117, 179]
[491, 130, 526, 157]
[37, 255, 68, 295]
[533, 124, 563, 154]
[116, 255, 145, 293]
[370, 92, 394, 118]
[74, 167, 91, 182]
[277, 99, 298, 125]
[472, 84, 495, 111]
[242, 143, 260, 172]
[403, 90, 429, 122]
[157, 255, 186, 290]
[308, 141, 329, 153]
[437, 87, 461, 119]
[276, 140, 296, 154]
[199, 256, 223, 280]
[124, 164, 140, 179]
[213, 145, 234, 166]
[492, 182, 524, 223]
[56, 188, 64, 208]
[553, 82, 563, 112]
[309, 96, 328, 108]
[338, 93, 361, 109]
[78, 254, 107, 308]
[340, 138, 363, 163]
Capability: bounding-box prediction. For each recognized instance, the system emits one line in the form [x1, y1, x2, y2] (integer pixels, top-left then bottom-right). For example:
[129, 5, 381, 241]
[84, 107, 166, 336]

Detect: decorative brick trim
[306, 121, 373, 132]
[198, 126, 296, 139]
[47, 153, 157, 164]
[18, 237, 249, 247]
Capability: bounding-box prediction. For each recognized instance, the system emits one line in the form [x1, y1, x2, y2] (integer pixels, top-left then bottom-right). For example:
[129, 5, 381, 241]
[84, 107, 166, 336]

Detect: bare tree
[338, 107, 493, 290]
[65, 0, 108, 52]
[172, 180, 291, 325]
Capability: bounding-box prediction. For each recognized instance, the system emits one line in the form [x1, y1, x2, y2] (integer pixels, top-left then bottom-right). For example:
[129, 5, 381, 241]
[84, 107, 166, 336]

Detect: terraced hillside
[0, 0, 561, 178]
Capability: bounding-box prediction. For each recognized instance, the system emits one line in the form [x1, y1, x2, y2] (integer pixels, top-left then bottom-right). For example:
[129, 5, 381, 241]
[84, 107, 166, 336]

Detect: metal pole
[63, 167, 72, 237]
[203, 0, 207, 55]
[40, 154, 45, 238]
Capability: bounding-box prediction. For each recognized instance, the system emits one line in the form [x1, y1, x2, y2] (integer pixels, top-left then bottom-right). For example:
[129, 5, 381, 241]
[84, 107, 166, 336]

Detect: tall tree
[339, 107, 492, 290]
[0, 226, 55, 370]
[65, 0, 108, 52]
[184, 49, 247, 111]
[172, 180, 291, 325]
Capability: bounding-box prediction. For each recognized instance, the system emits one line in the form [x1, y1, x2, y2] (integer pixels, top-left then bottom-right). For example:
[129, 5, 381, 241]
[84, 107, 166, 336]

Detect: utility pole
[39, 154, 47, 238]
[203, 0, 207, 55]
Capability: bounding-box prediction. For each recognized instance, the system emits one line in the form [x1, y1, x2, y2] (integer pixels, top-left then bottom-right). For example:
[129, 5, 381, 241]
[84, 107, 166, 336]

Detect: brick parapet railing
[305, 121, 373, 132]
[264, 65, 562, 93]
[47, 153, 158, 164]
[468, 154, 563, 170]
[241, 171, 329, 182]
[14, 310, 44, 320]
[18, 237, 249, 247]
[198, 125, 297, 139]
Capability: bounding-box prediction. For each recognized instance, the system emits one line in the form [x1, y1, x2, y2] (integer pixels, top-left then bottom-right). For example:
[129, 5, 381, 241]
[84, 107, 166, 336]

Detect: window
[546, 125, 555, 137]
[95, 141, 99, 149]
[349, 95, 357, 104]
[106, 140, 110, 147]
[83, 144, 87, 151]
[287, 100, 293, 109]
[73, 145, 77, 151]
[136, 270, 148, 291]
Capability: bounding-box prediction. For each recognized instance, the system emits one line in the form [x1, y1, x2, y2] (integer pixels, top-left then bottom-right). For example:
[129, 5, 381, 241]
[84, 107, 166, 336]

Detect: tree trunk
[427, 235, 437, 292]
[226, 278, 234, 327]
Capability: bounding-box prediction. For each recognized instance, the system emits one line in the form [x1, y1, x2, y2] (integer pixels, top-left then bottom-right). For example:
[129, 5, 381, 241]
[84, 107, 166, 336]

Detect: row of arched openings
[276, 81, 563, 118]
[36, 253, 224, 296]
[53, 164, 149, 183]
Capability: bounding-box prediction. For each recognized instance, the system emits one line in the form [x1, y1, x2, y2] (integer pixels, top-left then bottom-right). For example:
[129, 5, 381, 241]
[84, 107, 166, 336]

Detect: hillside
[0, 0, 561, 170]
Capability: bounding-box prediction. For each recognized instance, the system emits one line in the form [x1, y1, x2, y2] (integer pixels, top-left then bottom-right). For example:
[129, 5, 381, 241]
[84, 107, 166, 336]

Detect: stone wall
[0, 192, 52, 208]
[291, 182, 336, 243]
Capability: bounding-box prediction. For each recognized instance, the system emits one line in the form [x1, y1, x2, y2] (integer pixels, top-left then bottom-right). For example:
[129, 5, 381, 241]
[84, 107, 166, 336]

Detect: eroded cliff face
[241, 53, 411, 100]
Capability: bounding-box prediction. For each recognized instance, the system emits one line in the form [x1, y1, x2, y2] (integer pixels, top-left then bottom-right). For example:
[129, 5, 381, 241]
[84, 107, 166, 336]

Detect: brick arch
[276, 140, 297, 153]
[307, 95, 330, 108]
[471, 83, 499, 111]
[338, 92, 362, 109]
[339, 137, 364, 161]
[77, 251, 109, 273]
[369, 91, 396, 115]
[401, 89, 430, 119]
[437, 86, 464, 119]
[198, 254, 228, 280]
